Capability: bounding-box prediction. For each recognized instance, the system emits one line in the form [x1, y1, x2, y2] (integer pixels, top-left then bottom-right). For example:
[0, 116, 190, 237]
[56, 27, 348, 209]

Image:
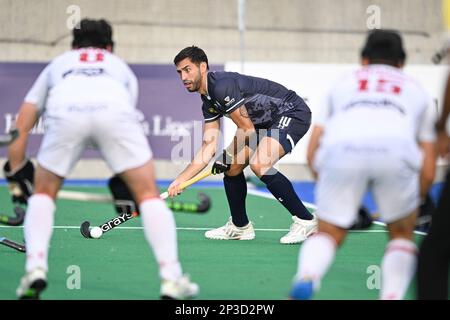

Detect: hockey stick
[79, 192, 211, 238]
[57, 190, 114, 203]
[0, 206, 26, 226]
[0, 190, 108, 226]
[0, 128, 25, 226]
[167, 192, 211, 213]
[80, 170, 212, 239]
[0, 236, 26, 253]
[0, 180, 211, 227]
[0, 191, 93, 227]
[57, 190, 211, 213]
[0, 129, 19, 147]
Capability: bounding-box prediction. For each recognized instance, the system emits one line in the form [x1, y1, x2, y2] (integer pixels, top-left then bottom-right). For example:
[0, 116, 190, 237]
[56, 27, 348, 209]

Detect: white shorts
[314, 144, 420, 228]
[37, 107, 152, 177]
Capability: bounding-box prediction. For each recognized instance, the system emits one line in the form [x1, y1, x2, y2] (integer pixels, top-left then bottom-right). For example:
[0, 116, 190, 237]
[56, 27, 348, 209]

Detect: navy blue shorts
[253, 111, 311, 154]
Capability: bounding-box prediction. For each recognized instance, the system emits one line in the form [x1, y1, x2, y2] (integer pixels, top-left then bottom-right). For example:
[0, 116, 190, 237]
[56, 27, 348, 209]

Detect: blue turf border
[0, 178, 443, 214]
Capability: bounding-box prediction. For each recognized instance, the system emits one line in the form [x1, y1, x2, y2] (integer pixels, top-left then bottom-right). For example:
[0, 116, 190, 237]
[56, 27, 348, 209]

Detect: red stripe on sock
[385, 245, 417, 256]
[139, 196, 162, 203]
[33, 193, 54, 199]
[159, 260, 179, 268]
[384, 293, 397, 300]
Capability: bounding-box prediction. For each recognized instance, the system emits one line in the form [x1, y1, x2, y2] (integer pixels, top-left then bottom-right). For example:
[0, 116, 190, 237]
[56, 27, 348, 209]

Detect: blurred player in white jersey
[289, 29, 437, 300]
[417, 0, 450, 298]
[7, 18, 198, 300]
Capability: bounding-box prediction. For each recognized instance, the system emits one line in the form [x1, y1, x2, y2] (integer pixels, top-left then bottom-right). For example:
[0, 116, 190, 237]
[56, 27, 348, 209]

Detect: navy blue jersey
[201, 71, 310, 128]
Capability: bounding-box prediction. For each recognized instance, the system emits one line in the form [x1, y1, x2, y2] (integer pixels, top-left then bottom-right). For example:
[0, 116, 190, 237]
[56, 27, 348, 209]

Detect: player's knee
[132, 180, 159, 203]
[318, 223, 347, 247]
[34, 179, 60, 200]
[249, 162, 268, 178]
[388, 223, 415, 240]
[135, 193, 160, 205]
[33, 186, 58, 200]
[388, 229, 414, 240]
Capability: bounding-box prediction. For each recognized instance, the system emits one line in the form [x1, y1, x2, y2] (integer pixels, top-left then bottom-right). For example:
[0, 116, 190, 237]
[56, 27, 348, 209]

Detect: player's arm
[211, 105, 256, 175]
[419, 141, 436, 200]
[307, 85, 331, 180]
[4, 65, 49, 204]
[417, 96, 439, 200]
[306, 125, 324, 179]
[8, 64, 50, 170]
[182, 119, 220, 177]
[7, 103, 39, 169]
[168, 119, 220, 197]
[4, 102, 39, 205]
[124, 64, 139, 108]
[226, 105, 255, 156]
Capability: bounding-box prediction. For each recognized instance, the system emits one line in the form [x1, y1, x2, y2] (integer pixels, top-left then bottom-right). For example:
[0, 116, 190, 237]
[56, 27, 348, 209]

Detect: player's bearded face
[186, 68, 202, 92]
[177, 59, 202, 92]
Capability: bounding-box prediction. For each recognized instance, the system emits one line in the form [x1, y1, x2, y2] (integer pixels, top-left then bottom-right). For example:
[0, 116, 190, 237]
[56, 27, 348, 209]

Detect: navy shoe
[289, 280, 314, 300]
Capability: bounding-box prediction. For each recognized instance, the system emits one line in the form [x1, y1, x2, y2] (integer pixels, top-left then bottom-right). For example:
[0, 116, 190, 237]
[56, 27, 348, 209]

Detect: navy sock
[224, 172, 249, 227]
[260, 171, 313, 220]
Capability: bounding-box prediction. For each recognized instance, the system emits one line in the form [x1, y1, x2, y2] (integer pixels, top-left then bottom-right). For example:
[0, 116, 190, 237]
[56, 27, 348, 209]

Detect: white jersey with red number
[313, 64, 437, 228]
[24, 48, 151, 177]
[24, 48, 138, 115]
[315, 64, 436, 153]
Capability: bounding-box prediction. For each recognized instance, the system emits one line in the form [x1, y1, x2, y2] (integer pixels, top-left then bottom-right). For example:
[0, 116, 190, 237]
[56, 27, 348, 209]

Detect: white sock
[296, 232, 337, 290]
[380, 238, 417, 300]
[140, 198, 182, 281]
[24, 194, 55, 273]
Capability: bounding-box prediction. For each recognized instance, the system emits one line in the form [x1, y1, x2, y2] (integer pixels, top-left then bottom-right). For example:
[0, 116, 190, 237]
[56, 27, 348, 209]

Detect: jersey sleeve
[202, 101, 221, 122]
[23, 64, 51, 111]
[417, 98, 438, 143]
[212, 78, 245, 115]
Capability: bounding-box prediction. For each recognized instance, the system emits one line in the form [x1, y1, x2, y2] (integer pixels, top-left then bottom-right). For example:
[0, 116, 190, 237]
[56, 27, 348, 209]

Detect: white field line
[0, 224, 388, 233]
[0, 188, 424, 235]
[247, 189, 427, 236]
[372, 221, 428, 236]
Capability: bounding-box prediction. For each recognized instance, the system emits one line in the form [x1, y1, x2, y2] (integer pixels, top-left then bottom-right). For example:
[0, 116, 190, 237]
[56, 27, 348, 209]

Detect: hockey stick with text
[80, 170, 212, 238]
[0, 236, 26, 253]
[57, 190, 211, 212]
[0, 184, 211, 227]
[57, 190, 211, 215]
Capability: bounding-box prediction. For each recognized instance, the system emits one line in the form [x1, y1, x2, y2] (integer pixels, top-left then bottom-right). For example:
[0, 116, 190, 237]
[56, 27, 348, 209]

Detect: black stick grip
[0, 237, 26, 252]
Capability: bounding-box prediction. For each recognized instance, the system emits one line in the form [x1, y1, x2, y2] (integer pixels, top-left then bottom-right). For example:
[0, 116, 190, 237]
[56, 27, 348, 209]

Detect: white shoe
[16, 268, 47, 299]
[205, 217, 255, 240]
[160, 274, 199, 300]
[280, 215, 318, 244]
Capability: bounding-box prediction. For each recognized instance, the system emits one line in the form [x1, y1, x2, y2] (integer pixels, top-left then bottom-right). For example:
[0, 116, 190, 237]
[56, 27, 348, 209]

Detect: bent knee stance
[250, 162, 275, 178]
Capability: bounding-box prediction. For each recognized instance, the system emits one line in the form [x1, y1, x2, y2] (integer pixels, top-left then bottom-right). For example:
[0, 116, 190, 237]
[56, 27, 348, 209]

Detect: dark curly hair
[174, 46, 209, 70]
[361, 29, 406, 66]
[72, 18, 114, 51]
